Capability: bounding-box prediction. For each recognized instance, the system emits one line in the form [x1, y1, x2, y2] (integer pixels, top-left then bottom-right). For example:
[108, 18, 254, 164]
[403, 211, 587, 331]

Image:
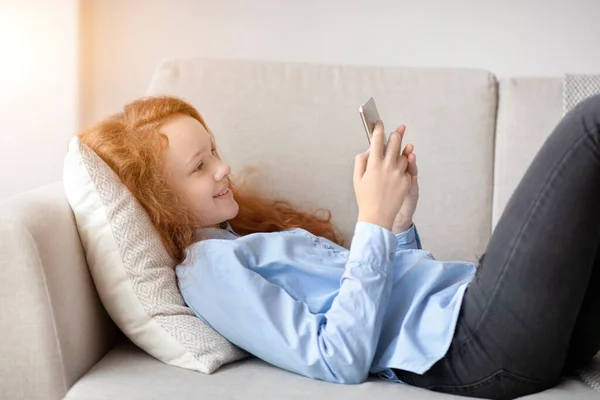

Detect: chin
[228, 199, 240, 218]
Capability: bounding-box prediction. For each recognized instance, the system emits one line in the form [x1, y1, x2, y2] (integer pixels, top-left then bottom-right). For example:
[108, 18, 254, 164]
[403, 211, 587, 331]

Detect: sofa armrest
[0, 182, 118, 400]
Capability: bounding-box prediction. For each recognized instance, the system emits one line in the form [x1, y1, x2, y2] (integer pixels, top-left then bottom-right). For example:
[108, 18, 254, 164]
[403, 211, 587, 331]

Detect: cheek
[190, 177, 218, 206]
[182, 179, 215, 219]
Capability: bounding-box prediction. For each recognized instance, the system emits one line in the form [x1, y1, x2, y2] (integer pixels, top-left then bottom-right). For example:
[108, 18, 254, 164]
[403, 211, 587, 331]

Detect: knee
[565, 94, 600, 144]
[570, 94, 600, 125]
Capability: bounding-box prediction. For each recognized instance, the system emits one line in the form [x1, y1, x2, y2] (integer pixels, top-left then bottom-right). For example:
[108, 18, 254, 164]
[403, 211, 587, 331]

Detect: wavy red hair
[78, 96, 345, 263]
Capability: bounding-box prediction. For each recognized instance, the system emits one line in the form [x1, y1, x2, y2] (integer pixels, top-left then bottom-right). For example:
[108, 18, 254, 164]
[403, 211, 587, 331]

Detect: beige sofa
[1, 59, 597, 399]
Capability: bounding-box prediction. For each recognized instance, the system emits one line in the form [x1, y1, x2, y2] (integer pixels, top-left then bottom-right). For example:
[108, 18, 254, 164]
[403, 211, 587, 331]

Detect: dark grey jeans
[393, 94, 600, 400]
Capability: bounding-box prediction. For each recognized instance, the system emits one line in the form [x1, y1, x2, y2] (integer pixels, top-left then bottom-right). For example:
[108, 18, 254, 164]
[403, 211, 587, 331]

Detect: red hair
[78, 96, 345, 263]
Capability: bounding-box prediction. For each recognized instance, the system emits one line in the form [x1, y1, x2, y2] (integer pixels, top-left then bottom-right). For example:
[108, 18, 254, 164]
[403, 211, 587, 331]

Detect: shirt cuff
[348, 221, 398, 267]
[394, 224, 423, 249]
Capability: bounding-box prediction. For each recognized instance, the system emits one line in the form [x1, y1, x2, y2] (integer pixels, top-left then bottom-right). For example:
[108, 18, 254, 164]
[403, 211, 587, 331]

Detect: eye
[194, 149, 217, 172]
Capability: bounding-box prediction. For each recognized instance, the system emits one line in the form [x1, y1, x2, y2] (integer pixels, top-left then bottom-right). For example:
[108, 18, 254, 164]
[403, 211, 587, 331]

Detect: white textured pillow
[62, 136, 247, 373]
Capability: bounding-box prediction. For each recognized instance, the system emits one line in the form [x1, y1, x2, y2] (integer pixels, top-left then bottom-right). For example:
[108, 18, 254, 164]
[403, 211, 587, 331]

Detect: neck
[217, 221, 228, 229]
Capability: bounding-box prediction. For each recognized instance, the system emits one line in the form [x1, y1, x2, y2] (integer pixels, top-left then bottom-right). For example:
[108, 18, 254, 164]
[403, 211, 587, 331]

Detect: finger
[408, 153, 418, 176]
[402, 143, 414, 157]
[395, 125, 407, 134]
[395, 125, 406, 153]
[353, 151, 369, 183]
[385, 125, 406, 163]
[384, 130, 402, 163]
[368, 120, 385, 164]
[398, 154, 409, 172]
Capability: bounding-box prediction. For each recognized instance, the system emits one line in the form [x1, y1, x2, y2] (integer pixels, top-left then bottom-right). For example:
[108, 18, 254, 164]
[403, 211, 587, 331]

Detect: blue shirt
[176, 221, 477, 384]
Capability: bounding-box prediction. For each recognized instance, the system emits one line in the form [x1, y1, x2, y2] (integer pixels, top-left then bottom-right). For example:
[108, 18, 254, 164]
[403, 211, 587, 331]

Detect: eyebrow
[185, 133, 214, 168]
[186, 143, 214, 168]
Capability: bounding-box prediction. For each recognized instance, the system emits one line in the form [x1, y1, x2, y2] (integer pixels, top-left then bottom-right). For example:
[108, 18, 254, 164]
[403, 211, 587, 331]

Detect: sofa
[1, 58, 597, 399]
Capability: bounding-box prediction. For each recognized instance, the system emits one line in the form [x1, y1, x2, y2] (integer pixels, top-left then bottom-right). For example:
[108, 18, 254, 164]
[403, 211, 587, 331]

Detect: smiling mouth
[213, 187, 230, 198]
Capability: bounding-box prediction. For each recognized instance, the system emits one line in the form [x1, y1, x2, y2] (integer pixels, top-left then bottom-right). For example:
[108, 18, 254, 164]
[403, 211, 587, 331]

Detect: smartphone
[359, 97, 390, 144]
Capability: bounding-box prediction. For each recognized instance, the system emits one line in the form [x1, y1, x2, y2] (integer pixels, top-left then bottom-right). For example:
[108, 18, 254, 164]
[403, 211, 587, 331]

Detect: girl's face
[161, 114, 239, 228]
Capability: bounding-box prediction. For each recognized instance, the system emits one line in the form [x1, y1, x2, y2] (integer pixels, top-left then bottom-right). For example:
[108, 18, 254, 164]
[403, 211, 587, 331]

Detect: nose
[214, 159, 231, 182]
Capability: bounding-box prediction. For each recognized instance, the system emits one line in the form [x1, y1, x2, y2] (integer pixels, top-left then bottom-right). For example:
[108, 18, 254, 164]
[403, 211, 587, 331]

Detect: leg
[396, 94, 600, 399]
[561, 247, 600, 375]
[462, 94, 600, 382]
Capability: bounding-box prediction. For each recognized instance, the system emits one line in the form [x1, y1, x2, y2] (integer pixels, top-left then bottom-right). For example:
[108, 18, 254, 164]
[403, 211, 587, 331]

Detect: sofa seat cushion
[65, 340, 596, 400]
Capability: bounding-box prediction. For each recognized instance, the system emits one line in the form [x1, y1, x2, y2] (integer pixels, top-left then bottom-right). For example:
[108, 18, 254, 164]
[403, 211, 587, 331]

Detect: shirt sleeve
[394, 223, 423, 251]
[177, 221, 397, 384]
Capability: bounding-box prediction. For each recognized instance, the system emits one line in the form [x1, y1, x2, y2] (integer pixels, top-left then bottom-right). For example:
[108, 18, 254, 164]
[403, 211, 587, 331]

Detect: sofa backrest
[147, 58, 498, 262]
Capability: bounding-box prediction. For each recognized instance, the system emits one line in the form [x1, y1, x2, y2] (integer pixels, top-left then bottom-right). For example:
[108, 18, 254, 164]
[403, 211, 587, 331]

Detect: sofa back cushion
[147, 58, 497, 261]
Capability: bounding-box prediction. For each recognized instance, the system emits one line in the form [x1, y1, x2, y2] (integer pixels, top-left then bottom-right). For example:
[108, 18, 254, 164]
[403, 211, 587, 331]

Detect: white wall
[82, 0, 600, 127]
[0, 0, 79, 199]
[1, 0, 598, 198]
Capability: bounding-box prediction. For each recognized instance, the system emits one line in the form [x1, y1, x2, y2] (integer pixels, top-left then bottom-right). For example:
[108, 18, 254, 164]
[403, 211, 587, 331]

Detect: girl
[78, 94, 600, 400]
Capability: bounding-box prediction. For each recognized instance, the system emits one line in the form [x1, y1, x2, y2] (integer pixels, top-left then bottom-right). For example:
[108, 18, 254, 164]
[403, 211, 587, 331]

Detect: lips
[213, 186, 229, 197]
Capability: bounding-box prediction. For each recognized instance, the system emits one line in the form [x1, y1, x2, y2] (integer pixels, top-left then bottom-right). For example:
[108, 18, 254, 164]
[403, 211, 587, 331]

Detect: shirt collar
[223, 221, 239, 236]
[195, 221, 239, 240]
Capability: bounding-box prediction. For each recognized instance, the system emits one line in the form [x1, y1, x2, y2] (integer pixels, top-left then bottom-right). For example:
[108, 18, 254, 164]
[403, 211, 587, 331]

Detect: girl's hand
[354, 121, 412, 231]
[392, 129, 419, 234]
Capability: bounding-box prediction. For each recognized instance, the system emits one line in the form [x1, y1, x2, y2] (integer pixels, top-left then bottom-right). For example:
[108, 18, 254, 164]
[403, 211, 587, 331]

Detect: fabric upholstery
[2, 59, 594, 399]
[62, 138, 247, 374]
[492, 77, 563, 229]
[563, 74, 600, 115]
[147, 58, 498, 262]
[65, 340, 597, 400]
[0, 182, 118, 400]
